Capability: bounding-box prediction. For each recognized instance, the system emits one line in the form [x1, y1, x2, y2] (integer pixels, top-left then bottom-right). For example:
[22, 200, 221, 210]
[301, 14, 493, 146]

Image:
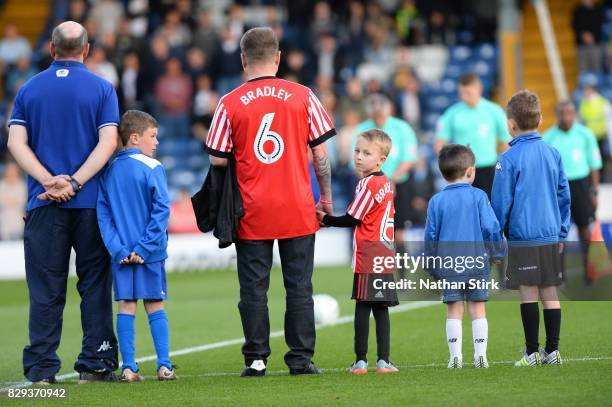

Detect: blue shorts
[112, 261, 167, 301]
[442, 285, 488, 304]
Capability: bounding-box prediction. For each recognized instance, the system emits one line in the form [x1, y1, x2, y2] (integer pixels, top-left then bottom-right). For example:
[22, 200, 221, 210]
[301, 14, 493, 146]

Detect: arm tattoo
[312, 146, 332, 199]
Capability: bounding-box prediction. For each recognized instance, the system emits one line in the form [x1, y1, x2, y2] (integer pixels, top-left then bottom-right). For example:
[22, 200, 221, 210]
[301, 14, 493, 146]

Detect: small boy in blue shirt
[97, 110, 175, 382]
[492, 90, 570, 367]
[425, 144, 504, 369]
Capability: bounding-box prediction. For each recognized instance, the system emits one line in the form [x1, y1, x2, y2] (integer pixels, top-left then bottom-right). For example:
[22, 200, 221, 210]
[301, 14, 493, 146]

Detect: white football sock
[472, 318, 488, 358]
[446, 319, 462, 359]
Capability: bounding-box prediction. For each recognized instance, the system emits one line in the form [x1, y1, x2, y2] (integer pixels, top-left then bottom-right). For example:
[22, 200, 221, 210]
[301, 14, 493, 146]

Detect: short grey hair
[365, 93, 391, 116]
[52, 24, 88, 58]
[240, 27, 278, 64]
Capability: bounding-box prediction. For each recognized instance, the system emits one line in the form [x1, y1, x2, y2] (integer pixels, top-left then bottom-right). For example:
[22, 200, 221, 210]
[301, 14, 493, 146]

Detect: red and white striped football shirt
[347, 172, 395, 273]
[206, 76, 336, 240]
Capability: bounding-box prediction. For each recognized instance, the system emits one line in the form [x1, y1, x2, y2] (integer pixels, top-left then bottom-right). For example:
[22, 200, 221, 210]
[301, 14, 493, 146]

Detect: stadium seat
[444, 62, 468, 79]
[411, 45, 448, 82]
[475, 43, 497, 62]
[169, 170, 197, 190]
[423, 113, 441, 132]
[440, 78, 457, 94]
[601, 87, 612, 101]
[160, 155, 177, 172]
[187, 155, 209, 170]
[578, 71, 605, 87]
[456, 30, 475, 45]
[450, 46, 472, 62]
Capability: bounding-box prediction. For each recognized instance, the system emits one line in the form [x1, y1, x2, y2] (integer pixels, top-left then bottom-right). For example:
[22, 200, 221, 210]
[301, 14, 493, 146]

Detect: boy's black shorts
[569, 176, 595, 228]
[506, 243, 563, 289]
[394, 180, 411, 230]
[474, 165, 495, 199]
[352, 273, 399, 306]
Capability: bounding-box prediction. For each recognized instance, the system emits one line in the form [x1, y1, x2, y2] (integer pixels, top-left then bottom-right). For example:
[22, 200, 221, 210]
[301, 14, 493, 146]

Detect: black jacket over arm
[191, 159, 243, 248]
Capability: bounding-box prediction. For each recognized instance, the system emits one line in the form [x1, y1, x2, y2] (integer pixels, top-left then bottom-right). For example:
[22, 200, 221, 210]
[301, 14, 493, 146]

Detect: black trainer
[289, 362, 320, 376]
[78, 371, 120, 384]
[240, 360, 266, 377]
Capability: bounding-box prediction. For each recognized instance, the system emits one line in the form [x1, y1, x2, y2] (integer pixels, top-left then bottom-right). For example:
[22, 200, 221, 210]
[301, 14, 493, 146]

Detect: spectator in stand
[5, 56, 37, 99]
[119, 52, 142, 111]
[469, 0, 498, 43]
[176, 0, 197, 31]
[214, 26, 243, 95]
[280, 48, 309, 85]
[363, 25, 394, 68]
[186, 46, 210, 83]
[168, 189, 199, 234]
[35, 41, 54, 72]
[365, 1, 392, 34]
[155, 57, 193, 138]
[0, 160, 27, 240]
[338, 0, 366, 67]
[154, 8, 192, 49]
[90, 0, 124, 42]
[86, 46, 119, 87]
[83, 16, 98, 47]
[316, 34, 341, 83]
[112, 18, 143, 67]
[66, 0, 88, 24]
[334, 110, 362, 169]
[226, 4, 246, 43]
[330, 109, 362, 209]
[394, 69, 422, 131]
[424, 8, 455, 45]
[0, 23, 32, 67]
[125, 0, 149, 39]
[310, 1, 337, 45]
[192, 74, 218, 134]
[579, 83, 611, 180]
[572, 0, 605, 72]
[337, 77, 366, 122]
[395, 0, 423, 46]
[193, 10, 219, 60]
[140, 35, 170, 113]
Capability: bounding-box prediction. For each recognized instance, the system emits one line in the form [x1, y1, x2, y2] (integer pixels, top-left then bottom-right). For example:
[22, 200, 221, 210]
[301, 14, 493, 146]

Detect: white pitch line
[0, 301, 439, 392]
[30, 356, 612, 382]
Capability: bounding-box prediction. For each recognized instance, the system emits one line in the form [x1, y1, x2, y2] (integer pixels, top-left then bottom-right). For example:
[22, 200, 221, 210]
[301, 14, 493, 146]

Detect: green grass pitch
[0, 266, 610, 406]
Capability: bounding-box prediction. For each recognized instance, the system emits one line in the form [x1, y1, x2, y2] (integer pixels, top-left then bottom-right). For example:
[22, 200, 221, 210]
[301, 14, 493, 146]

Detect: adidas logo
[475, 339, 486, 343]
[97, 341, 112, 352]
[374, 291, 384, 299]
[448, 338, 458, 343]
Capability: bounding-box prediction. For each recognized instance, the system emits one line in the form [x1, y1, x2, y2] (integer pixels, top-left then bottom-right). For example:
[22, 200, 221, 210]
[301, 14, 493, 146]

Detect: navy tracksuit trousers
[22, 205, 117, 381]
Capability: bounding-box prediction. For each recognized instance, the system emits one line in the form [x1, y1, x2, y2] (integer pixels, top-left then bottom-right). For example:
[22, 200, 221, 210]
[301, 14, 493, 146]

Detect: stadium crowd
[0, 0, 610, 240]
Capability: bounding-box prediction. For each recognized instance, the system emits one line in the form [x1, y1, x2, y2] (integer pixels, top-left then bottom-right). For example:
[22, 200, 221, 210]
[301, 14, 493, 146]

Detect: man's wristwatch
[70, 178, 83, 193]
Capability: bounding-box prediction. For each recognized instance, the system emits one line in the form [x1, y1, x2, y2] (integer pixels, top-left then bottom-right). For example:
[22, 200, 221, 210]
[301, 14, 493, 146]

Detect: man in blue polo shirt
[436, 73, 511, 199]
[7, 21, 120, 384]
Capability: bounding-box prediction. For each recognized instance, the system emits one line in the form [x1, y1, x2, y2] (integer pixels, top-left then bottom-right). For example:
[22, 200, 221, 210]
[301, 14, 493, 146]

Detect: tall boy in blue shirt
[97, 110, 176, 381]
[425, 144, 504, 369]
[492, 90, 571, 366]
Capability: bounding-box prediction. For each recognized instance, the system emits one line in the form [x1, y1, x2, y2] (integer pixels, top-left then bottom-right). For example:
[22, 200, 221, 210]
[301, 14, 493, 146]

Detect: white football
[313, 294, 340, 325]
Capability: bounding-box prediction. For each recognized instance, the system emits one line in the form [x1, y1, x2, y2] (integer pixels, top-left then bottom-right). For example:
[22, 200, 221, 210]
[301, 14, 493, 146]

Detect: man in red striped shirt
[206, 27, 335, 376]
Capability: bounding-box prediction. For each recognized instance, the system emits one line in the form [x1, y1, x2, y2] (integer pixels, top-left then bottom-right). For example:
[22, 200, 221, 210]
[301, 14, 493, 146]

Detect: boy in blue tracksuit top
[97, 110, 176, 382]
[425, 144, 505, 369]
[492, 90, 571, 367]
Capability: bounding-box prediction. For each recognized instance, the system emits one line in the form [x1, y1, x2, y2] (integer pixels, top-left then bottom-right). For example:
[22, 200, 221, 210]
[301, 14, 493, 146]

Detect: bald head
[51, 21, 88, 59]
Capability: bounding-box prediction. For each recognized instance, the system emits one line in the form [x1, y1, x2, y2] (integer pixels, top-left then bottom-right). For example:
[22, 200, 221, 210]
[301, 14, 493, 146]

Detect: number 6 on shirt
[254, 112, 284, 164]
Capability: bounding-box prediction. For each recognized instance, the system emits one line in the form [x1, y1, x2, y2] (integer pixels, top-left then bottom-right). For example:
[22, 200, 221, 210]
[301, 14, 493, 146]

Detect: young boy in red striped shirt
[317, 129, 399, 374]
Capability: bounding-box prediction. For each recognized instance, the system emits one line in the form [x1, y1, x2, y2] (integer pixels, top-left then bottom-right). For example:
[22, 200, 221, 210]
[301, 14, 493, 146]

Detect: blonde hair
[359, 129, 392, 157]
